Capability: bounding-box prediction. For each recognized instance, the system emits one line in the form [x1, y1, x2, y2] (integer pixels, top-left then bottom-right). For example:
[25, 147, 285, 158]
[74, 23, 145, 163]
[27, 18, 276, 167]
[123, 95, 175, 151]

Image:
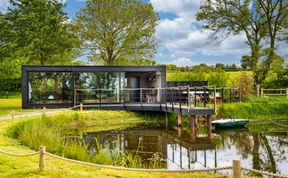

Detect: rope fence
[0, 146, 287, 177]
[0, 105, 81, 121]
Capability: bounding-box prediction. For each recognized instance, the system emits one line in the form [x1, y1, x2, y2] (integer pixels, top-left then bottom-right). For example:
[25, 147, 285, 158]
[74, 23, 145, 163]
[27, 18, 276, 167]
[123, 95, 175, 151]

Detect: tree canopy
[76, 0, 158, 65]
[3, 0, 80, 65]
[197, 0, 288, 85]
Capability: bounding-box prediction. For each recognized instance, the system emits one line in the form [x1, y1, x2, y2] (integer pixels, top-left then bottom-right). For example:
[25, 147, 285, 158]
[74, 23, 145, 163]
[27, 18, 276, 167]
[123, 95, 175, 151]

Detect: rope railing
[0, 105, 80, 121]
[0, 146, 287, 177]
[0, 149, 39, 157]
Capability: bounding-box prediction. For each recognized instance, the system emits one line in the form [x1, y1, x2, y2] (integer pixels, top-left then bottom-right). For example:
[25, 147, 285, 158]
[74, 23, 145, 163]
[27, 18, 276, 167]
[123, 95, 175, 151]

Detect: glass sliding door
[28, 72, 73, 104]
[74, 72, 125, 104]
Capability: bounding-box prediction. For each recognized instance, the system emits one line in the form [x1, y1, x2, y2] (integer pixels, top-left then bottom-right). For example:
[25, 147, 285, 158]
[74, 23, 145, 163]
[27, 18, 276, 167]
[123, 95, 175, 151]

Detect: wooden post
[80, 103, 83, 111]
[286, 88, 288, 99]
[12, 110, 15, 119]
[256, 85, 260, 97]
[177, 126, 183, 137]
[207, 115, 212, 139]
[261, 88, 263, 97]
[177, 114, 182, 127]
[39, 146, 46, 172]
[233, 160, 241, 178]
[190, 115, 196, 139]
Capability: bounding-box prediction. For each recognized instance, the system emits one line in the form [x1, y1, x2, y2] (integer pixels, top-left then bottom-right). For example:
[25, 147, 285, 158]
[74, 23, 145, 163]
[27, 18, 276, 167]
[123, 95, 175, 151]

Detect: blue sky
[1, 0, 287, 66]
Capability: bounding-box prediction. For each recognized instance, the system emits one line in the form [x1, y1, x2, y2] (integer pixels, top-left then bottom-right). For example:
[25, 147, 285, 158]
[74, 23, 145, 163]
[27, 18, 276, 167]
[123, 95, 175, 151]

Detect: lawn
[0, 99, 227, 178]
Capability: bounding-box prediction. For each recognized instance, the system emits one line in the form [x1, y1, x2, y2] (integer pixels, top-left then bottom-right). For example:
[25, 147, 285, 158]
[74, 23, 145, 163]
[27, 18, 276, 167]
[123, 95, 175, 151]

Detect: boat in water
[211, 118, 249, 128]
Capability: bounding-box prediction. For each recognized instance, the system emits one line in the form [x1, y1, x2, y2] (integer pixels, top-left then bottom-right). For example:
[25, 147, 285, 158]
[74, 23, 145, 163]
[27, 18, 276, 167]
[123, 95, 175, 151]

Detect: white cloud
[161, 57, 196, 67]
[150, 0, 250, 65]
[0, 0, 9, 13]
[150, 0, 200, 18]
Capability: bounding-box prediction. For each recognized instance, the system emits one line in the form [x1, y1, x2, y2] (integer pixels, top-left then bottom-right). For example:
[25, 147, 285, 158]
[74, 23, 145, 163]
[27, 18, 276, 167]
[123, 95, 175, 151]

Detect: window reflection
[28, 72, 73, 104]
[74, 72, 125, 103]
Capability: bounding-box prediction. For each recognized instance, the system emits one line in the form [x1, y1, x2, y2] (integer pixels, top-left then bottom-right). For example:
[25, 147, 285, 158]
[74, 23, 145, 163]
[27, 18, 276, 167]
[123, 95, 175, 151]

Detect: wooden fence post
[256, 85, 260, 97]
[12, 110, 15, 119]
[233, 160, 241, 178]
[39, 146, 46, 172]
[286, 88, 288, 99]
[80, 103, 83, 111]
[261, 88, 263, 97]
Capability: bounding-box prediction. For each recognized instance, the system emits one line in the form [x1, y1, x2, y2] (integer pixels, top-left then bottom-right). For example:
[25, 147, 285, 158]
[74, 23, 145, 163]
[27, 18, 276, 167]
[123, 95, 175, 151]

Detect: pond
[83, 126, 288, 175]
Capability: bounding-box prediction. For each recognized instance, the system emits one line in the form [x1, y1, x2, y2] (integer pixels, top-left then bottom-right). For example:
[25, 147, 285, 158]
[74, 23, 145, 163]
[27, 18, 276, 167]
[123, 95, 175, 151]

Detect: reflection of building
[22, 66, 165, 108]
[84, 128, 216, 170]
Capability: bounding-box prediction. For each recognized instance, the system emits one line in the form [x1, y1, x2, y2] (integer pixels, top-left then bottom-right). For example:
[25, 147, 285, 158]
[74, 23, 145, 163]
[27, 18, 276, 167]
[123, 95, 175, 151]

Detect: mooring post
[207, 115, 212, 139]
[233, 160, 241, 178]
[189, 115, 196, 139]
[39, 146, 46, 172]
[80, 103, 83, 111]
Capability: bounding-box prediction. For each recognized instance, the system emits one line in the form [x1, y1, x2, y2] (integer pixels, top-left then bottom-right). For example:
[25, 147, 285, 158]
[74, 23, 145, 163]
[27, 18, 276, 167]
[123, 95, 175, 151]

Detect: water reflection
[83, 128, 288, 175]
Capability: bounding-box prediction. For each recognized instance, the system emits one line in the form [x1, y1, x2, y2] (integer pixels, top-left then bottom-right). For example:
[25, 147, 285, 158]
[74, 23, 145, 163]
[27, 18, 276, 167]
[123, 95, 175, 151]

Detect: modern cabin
[22, 65, 166, 109]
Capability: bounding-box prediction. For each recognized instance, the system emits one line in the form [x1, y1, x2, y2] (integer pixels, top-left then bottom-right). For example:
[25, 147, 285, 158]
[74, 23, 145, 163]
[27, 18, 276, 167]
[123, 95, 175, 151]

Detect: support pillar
[207, 115, 212, 139]
[189, 115, 196, 139]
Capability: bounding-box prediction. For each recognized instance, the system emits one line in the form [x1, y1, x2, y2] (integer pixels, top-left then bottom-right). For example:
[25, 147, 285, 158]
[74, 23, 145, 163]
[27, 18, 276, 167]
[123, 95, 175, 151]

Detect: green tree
[197, 0, 288, 85]
[4, 0, 80, 65]
[76, 0, 158, 65]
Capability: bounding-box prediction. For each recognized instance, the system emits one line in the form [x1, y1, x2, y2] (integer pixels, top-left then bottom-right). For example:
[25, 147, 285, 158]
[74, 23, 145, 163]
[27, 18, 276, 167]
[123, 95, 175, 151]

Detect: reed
[7, 110, 164, 168]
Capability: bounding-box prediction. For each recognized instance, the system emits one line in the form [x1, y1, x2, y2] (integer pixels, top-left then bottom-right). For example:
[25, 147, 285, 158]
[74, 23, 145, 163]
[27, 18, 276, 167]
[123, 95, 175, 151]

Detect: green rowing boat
[211, 118, 249, 128]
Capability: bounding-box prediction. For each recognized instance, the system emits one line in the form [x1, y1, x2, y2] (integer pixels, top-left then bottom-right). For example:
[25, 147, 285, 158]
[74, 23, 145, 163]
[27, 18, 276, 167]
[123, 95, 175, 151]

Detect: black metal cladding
[21, 65, 166, 109]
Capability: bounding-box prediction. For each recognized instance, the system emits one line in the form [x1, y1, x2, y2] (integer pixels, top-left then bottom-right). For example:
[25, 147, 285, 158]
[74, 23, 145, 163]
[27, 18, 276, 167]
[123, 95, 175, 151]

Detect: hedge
[0, 78, 21, 91]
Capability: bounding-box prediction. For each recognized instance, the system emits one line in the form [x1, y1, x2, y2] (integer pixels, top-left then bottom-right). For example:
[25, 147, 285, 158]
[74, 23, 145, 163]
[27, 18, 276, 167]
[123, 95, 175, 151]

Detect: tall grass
[217, 97, 288, 120]
[7, 110, 164, 168]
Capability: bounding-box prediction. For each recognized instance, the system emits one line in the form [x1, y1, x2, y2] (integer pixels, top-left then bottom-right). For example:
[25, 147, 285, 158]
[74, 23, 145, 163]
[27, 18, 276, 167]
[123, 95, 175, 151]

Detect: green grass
[0, 91, 21, 99]
[7, 111, 166, 168]
[0, 111, 226, 178]
[217, 97, 288, 132]
[0, 99, 37, 116]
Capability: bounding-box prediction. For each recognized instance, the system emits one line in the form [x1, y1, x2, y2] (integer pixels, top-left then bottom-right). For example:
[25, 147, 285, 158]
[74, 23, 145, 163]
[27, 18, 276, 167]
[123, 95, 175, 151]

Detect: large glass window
[74, 72, 125, 103]
[28, 72, 73, 104]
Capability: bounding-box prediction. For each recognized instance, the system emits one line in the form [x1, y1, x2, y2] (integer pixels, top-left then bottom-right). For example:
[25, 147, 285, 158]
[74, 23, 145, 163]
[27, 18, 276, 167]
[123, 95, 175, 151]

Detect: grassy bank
[217, 97, 288, 132]
[8, 111, 165, 168]
[0, 113, 225, 178]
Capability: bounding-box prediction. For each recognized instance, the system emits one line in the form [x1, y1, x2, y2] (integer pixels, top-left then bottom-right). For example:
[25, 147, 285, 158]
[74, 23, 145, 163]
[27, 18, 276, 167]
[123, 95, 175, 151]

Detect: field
[167, 71, 253, 86]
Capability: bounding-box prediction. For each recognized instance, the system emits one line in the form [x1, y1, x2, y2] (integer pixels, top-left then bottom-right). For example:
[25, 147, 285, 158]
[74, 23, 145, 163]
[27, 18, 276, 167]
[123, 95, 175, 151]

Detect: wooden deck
[80, 103, 215, 115]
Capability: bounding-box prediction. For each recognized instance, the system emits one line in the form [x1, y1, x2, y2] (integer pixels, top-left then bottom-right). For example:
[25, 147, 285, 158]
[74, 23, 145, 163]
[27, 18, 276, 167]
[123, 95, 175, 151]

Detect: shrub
[0, 78, 21, 91]
[232, 72, 254, 100]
